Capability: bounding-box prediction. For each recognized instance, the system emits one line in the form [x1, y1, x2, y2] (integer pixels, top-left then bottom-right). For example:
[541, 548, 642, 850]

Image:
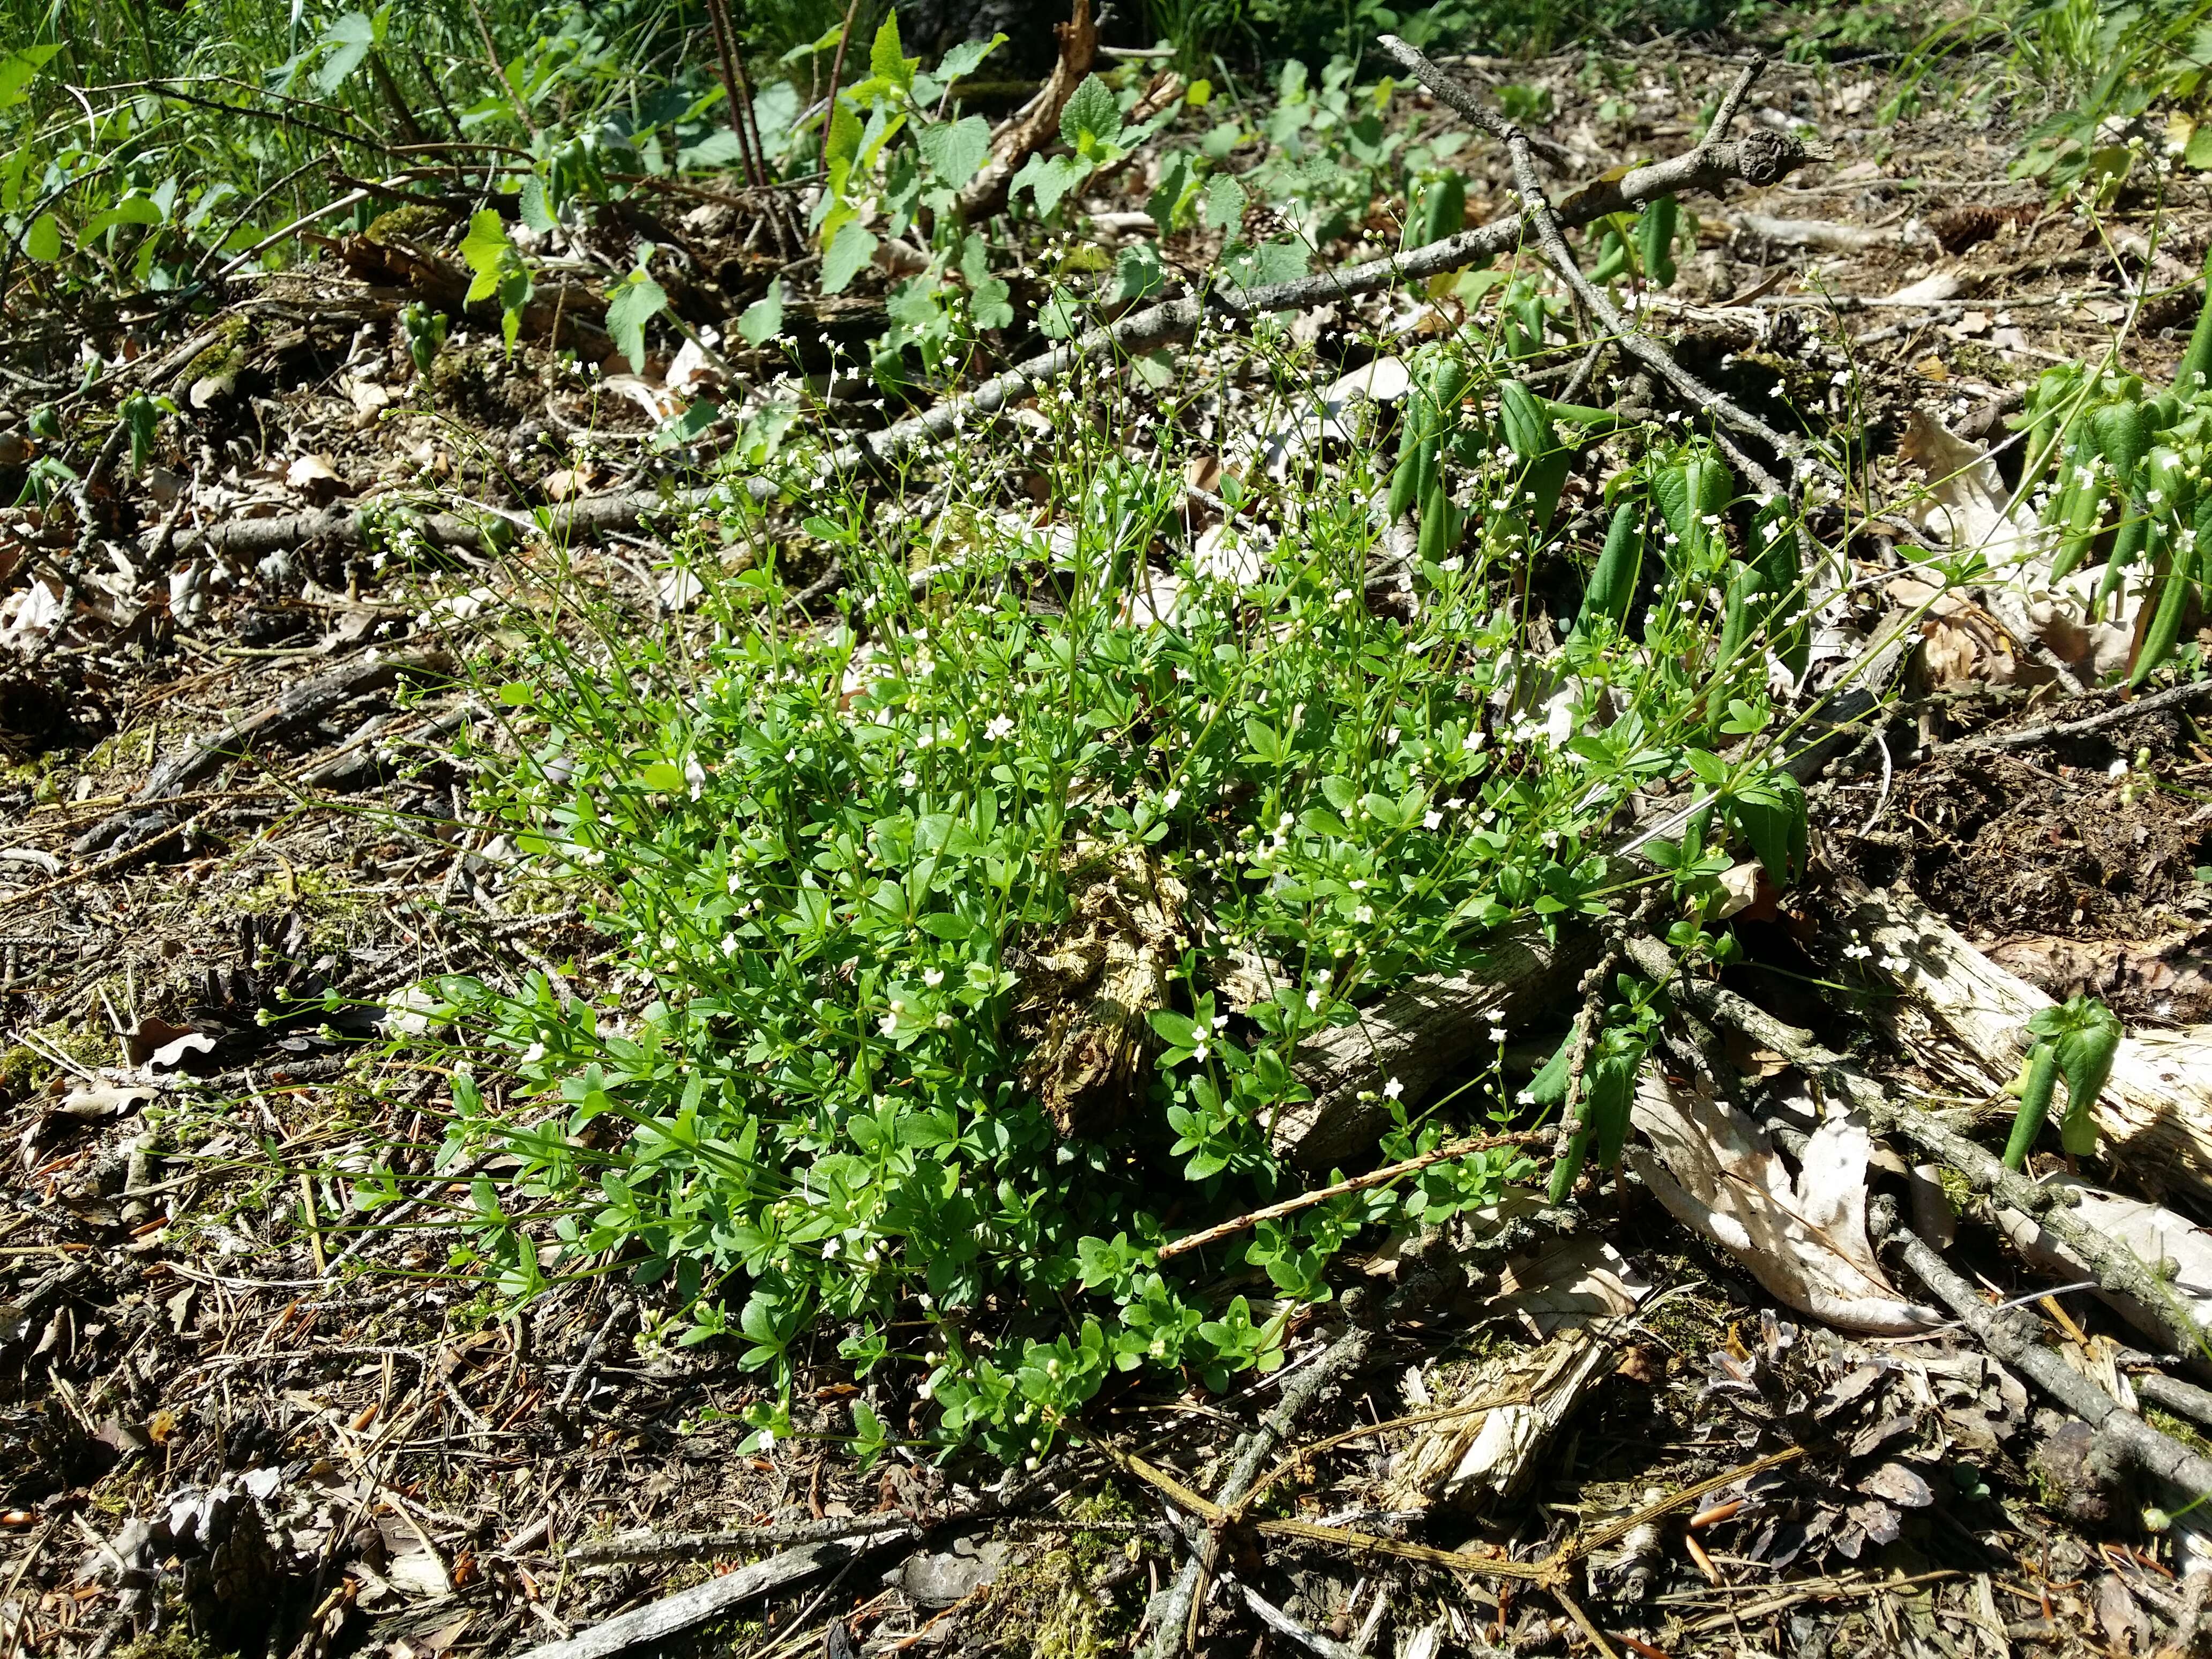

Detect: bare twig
[1157, 1130, 1545, 1260]
[1702, 61, 1763, 144]
[1142, 1327, 1372, 1659]
[1952, 675, 2212, 753]
[168, 104, 1823, 565]
[1377, 36, 1814, 496]
[1890, 1223, 2212, 1502]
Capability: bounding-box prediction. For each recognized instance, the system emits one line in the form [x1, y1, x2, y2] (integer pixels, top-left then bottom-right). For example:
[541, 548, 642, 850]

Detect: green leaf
[1013, 153, 1087, 217]
[1110, 242, 1163, 304]
[517, 176, 556, 234]
[315, 11, 377, 95]
[1498, 379, 1555, 461]
[637, 762, 686, 793]
[1727, 772, 1807, 886]
[497, 682, 535, 706]
[0, 44, 59, 109]
[918, 115, 991, 188]
[970, 276, 1012, 331]
[1635, 194, 1679, 288]
[79, 196, 163, 241]
[606, 274, 668, 372]
[1060, 74, 1121, 153]
[1204, 171, 1246, 233]
[24, 212, 59, 263]
[459, 210, 510, 280]
[868, 12, 913, 91]
[820, 221, 877, 294]
[1147, 153, 1192, 238]
[938, 34, 1004, 81]
[2189, 124, 2212, 171]
[738, 279, 784, 347]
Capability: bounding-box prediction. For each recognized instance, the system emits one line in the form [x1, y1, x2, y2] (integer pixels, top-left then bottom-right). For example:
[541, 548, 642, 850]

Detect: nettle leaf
[918, 115, 991, 188]
[1148, 152, 1193, 237]
[868, 11, 914, 93]
[1013, 153, 1085, 217]
[820, 221, 877, 294]
[459, 209, 510, 301]
[738, 279, 784, 347]
[315, 10, 377, 95]
[606, 273, 668, 372]
[1111, 242, 1163, 303]
[517, 176, 556, 234]
[24, 212, 60, 263]
[937, 33, 1004, 83]
[1204, 170, 1246, 233]
[970, 276, 1013, 331]
[1060, 74, 1121, 153]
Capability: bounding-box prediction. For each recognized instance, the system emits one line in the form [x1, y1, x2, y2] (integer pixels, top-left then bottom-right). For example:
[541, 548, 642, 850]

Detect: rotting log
[1840, 878, 2212, 1201]
[1275, 923, 1598, 1171]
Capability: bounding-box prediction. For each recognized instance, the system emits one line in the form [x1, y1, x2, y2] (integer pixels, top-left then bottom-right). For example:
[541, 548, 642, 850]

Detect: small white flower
[1383, 1077, 1404, 1100]
[924, 967, 945, 987]
[1306, 987, 1324, 1012]
[1423, 809, 1443, 830]
[985, 714, 1015, 741]
[1489, 1023, 1507, 1042]
[1161, 788, 1182, 810]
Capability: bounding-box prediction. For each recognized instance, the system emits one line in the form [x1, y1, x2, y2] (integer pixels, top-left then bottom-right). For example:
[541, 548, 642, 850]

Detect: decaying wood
[953, 0, 1098, 225]
[512, 1529, 911, 1659]
[1275, 923, 1598, 1171]
[1840, 879, 2212, 1200]
[1622, 930, 2212, 1357]
[1015, 843, 1186, 1137]
[1384, 1325, 1617, 1508]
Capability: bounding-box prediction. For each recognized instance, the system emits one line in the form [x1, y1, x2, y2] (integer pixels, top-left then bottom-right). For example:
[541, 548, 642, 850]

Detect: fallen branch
[72, 649, 454, 855]
[1949, 676, 2212, 754]
[1841, 879, 2212, 1206]
[1378, 35, 1812, 495]
[168, 92, 1826, 564]
[1141, 1325, 1372, 1659]
[1621, 930, 2212, 1357]
[512, 1529, 912, 1659]
[1158, 1129, 1546, 1259]
[953, 0, 1098, 224]
[1277, 923, 1598, 1170]
[1889, 1223, 2212, 1503]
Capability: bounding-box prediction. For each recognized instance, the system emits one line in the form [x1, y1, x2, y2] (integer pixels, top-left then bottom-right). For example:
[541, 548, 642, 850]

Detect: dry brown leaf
[1631, 1068, 1940, 1334]
[1899, 412, 2038, 567]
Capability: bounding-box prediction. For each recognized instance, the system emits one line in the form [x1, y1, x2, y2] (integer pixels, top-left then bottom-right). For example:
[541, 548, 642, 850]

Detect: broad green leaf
[1012, 153, 1084, 216]
[1148, 153, 1192, 237]
[1498, 380, 1555, 460]
[24, 212, 59, 262]
[938, 33, 1004, 81]
[0, 44, 59, 108]
[820, 221, 877, 294]
[1204, 171, 1246, 233]
[1727, 772, 1807, 886]
[1060, 74, 1120, 153]
[459, 210, 510, 279]
[1110, 242, 1163, 303]
[918, 115, 991, 188]
[315, 11, 377, 95]
[868, 12, 913, 92]
[606, 274, 668, 371]
[517, 176, 556, 234]
[637, 762, 686, 793]
[737, 279, 784, 347]
[970, 276, 1012, 331]
[79, 195, 165, 240]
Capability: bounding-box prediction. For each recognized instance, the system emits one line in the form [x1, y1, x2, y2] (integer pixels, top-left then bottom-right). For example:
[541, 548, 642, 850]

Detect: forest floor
[8, 24, 2212, 1659]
